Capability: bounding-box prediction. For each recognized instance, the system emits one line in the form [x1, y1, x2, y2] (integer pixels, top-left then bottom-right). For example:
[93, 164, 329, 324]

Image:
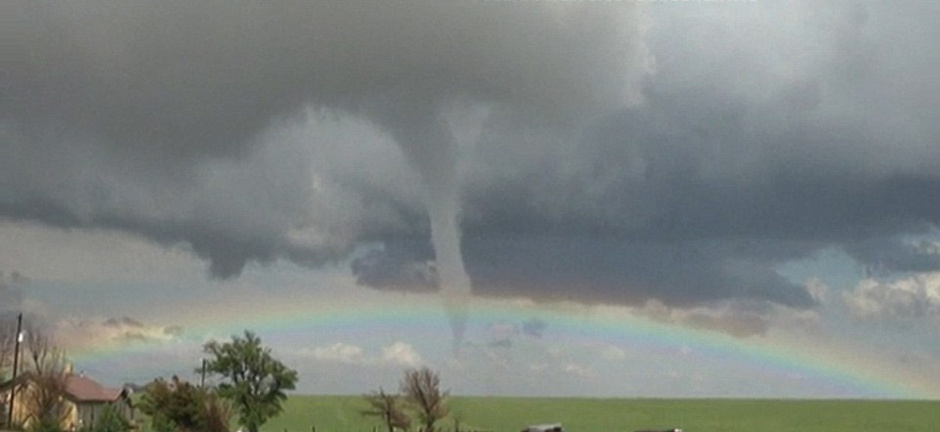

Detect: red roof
[0, 373, 125, 403]
[64, 374, 124, 403]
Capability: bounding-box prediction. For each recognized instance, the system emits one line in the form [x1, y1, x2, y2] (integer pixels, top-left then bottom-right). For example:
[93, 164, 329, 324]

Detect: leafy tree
[138, 376, 207, 432]
[400, 368, 448, 432]
[138, 376, 230, 432]
[361, 387, 411, 432]
[203, 331, 298, 432]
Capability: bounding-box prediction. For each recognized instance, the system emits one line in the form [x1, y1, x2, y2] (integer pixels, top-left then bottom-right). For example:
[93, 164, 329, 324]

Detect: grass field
[258, 396, 940, 432]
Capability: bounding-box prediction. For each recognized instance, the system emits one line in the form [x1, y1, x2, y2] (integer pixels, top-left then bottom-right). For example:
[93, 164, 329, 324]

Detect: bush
[138, 376, 231, 432]
[90, 404, 131, 432]
[29, 418, 66, 432]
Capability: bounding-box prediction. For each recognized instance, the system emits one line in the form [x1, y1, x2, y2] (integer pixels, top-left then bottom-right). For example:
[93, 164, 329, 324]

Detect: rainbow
[68, 295, 938, 399]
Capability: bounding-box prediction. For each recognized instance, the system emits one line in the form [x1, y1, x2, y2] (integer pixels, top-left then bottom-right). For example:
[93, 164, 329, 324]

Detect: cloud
[479, 318, 546, 348]
[0, 272, 24, 314]
[53, 316, 184, 351]
[358, 1, 940, 313]
[462, 238, 816, 308]
[562, 363, 596, 379]
[577, 342, 628, 362]
[488, 339, 513, 350]
[2, 0, 940, 325]
[104, 316, 144, 329]
[635, 298, 821, 338]
[805, 278, 831, 305]
[522, 318, 547, 339]
[0, 271, 50, 319]
[309, 343, 366, 364]
[487, 323, 518, 340]
[600, 345, 627, 362]
[845, 239, 940, 277]
[381, 342, 423, 367]
[843, 274, 940, 326]
[163, 326, 184, 337]
[1, 0, 649, 278]
[300, 341, 422, 367]
[350, 242, 437, 292]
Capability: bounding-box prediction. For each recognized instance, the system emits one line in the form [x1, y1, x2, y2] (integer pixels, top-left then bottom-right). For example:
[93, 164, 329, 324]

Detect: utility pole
[201, 358, 207, 388]
[7, 313, 23, 428]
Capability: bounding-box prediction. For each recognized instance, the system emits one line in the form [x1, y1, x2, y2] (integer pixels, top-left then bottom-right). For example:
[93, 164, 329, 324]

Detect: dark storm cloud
[350, 240, 437, 292]
[462, 238, 815, 308]
[1, 0, 648, 278]
[845, 238, 940, 276]
[2, 1, 939, 317]
[351, 1, 940, 311]
[0, 272, 24, 314]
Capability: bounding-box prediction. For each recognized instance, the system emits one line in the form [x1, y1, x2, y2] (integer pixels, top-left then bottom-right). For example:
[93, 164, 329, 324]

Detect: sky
[1, 0, 940, 398]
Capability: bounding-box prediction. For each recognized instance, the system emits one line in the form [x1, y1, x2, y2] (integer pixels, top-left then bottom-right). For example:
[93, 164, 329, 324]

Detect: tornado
[371, 98, 471, 353]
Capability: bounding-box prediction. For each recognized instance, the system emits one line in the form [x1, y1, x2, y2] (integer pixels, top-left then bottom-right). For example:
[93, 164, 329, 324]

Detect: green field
[258, 396, 940, 432]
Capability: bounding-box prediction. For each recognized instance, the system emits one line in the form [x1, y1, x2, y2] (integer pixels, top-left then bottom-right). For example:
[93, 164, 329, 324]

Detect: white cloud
[310, 343, 366, 364]
[843, 273, 940, 325]
[806, 278, 831, 305]
[577, 341, 628, 362]
[53, 316, 183, 352]
[562, 363, 595, 379]
[382, 342, 423, 367]
[299, 341, 422, 367]
[599, 345, 627, 362]
[528, 362, 550, 373]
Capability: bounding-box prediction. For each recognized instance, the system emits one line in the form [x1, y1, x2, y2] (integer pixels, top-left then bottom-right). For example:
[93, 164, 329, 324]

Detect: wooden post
[7, 313, 23, 428]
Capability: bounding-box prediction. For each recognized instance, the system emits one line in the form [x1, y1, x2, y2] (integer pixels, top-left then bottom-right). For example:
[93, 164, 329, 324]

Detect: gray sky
[2, 0, 939, 398]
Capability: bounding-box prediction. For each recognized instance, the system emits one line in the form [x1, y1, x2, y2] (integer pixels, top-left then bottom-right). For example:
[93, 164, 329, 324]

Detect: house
[0, 371, 135, 431]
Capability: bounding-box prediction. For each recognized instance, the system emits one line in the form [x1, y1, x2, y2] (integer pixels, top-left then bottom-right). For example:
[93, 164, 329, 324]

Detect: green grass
[259, 396, 940, 432]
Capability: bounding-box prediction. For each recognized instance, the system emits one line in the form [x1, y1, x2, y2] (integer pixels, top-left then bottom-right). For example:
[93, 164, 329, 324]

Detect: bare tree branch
[362, 387, 411, 432]
[400, 368, 449, 432]
[19, 326, 72, 430]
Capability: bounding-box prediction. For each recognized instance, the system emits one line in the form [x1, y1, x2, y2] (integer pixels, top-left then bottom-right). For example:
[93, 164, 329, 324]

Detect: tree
[400, 368, 448, 432]
[0, 319, 14, 379]
[139, 377, 207, 432]
[138, 376, 230, 432]
[361, 388, 411, 432]
[202, 331, 298, 432]
[21, 328, 71, 432]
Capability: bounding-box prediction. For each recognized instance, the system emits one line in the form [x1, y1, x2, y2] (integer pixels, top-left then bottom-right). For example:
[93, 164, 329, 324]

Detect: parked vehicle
[522, 423, 564, 432]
